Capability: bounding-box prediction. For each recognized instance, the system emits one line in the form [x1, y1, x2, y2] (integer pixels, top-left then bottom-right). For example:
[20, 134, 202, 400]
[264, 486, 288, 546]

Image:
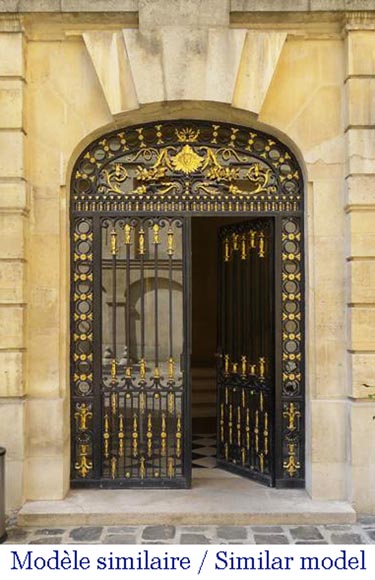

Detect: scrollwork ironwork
[72, 121, 302, 214]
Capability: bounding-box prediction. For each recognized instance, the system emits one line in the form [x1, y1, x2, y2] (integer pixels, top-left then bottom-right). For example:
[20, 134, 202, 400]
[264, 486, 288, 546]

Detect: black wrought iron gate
[217, 219, 274, 484]
[70, 120, 305, 489]
[71, 215, 190, 487]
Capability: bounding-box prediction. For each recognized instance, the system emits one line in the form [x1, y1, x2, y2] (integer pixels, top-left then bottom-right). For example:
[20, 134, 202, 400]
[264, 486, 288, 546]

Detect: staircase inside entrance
[191, 367, 217, 469]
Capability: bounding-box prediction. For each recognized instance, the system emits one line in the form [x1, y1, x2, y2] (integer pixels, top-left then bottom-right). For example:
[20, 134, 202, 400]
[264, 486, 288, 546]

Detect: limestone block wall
[258, 34, 347, 501]
[25, 34, 112, 504]
[0, 20, 27, 509]
[345, 14, 375, 514]
[0, 0, 373, 513]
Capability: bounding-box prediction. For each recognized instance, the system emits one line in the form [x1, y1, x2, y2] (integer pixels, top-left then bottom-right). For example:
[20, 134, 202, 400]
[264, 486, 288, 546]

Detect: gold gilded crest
[172, 144, 202, 174]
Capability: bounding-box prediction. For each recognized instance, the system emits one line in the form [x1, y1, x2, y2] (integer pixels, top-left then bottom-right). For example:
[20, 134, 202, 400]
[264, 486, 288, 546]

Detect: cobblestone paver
[3, 513, 375, 544]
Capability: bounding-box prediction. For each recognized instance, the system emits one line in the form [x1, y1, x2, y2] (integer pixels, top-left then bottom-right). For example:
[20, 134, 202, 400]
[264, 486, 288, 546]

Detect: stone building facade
[0, 0, 374, 516]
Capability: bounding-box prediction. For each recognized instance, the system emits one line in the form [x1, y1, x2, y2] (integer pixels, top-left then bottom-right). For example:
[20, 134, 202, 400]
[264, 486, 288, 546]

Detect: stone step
[191, 386, 215, 396]
[18, 475, 357, 526]
[192, 406, 216, 418]
[191, 367, 216, 379]
[192, 391, 216, 403]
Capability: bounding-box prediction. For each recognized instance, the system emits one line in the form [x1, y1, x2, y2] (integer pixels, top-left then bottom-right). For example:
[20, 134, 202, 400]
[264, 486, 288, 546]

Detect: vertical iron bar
[168, 230, 173, 361]
[140, 222, 145, 360]
[93, 215, 102, 479]
[250, 239, 254, 371]
[183, 216, 192, 487]
[236, 237, 241, 367]
[246, 228, 251, 363]
[274, 216, 283, 486]
[130, 393, 134, 478]
[254, 234, 260, 365]
[152, 394, 155, 478]
[158, 394, 162, 478]
[112, 226, 117, 362]
[232, 240, 236, 366]
[229, 243, 234, 365]
[242, 234, 247, 364]
[167, 220, 175, 389]
[110, 224, 117, 476]
[268, 220, 274, 480]
[217, 232, 224, 461]
[260, 229, 265, 361]
[126, 235, 131, 365]
[236, 236, 241, 366]
[124, 224, 131, 479]
[221, 235, 226, 356]
[138, 220, 145, 472]
[216, 231, 221, 461]
[154, 230, 159, 371]
[265, 225, 274, 368]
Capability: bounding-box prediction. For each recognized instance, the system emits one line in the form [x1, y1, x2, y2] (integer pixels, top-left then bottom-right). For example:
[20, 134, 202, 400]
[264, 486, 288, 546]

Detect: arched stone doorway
[70, 120, 305, 489]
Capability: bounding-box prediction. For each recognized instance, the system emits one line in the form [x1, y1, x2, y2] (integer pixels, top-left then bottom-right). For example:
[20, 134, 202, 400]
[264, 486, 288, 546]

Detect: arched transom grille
[72, 121, 303, 214]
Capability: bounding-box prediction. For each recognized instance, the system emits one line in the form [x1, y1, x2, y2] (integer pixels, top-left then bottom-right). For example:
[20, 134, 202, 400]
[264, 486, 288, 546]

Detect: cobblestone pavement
[4, 513, 375, 544]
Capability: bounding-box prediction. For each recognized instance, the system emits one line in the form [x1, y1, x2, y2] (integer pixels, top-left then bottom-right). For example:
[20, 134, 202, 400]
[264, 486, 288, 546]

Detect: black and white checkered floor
[192, 433, 217, 469]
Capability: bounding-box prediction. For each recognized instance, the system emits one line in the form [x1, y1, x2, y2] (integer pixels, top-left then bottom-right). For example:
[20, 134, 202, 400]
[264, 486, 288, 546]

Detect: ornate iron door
[217, 219, 274, 485]
[71, 120, 305, 489]
[72, 215, 190, 487]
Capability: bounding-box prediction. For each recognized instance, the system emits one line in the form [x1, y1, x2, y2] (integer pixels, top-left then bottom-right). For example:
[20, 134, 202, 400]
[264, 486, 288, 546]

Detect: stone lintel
[0, 1, 138, 13]
[232, 0, 375, 11]
[0, 0, 374, 16]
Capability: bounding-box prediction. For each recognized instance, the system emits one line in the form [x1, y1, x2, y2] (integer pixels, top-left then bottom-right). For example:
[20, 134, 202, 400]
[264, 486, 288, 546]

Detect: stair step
[18, 491, 357, 527]
[191, 368, 216, 379]
[193, 392, 217, 404]
[192, 383, 216, 393]
[192, 406, 216, 418]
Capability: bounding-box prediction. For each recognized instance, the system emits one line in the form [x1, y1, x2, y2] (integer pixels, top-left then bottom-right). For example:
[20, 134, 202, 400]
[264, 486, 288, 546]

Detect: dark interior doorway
[191, 216, 244, 441]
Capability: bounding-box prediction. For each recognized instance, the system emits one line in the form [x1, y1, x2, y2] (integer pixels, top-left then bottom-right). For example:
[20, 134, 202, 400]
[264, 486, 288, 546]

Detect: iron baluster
[168, 223, 174, 381]
[125, 223, 132, 376]
[139, 223, 145, 374]
[154, 223, 159, 379]
[111, 227, 117, 382]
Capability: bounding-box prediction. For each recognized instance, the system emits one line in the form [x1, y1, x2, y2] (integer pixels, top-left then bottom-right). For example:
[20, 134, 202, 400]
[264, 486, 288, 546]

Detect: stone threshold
[18, 470, 356, 527]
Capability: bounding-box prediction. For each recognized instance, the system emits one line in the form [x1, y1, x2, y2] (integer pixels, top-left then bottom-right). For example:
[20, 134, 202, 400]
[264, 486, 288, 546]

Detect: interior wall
[191, 217, 243, 422]
[192, 218, 217, 367]
[192, 217, 244, 367]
